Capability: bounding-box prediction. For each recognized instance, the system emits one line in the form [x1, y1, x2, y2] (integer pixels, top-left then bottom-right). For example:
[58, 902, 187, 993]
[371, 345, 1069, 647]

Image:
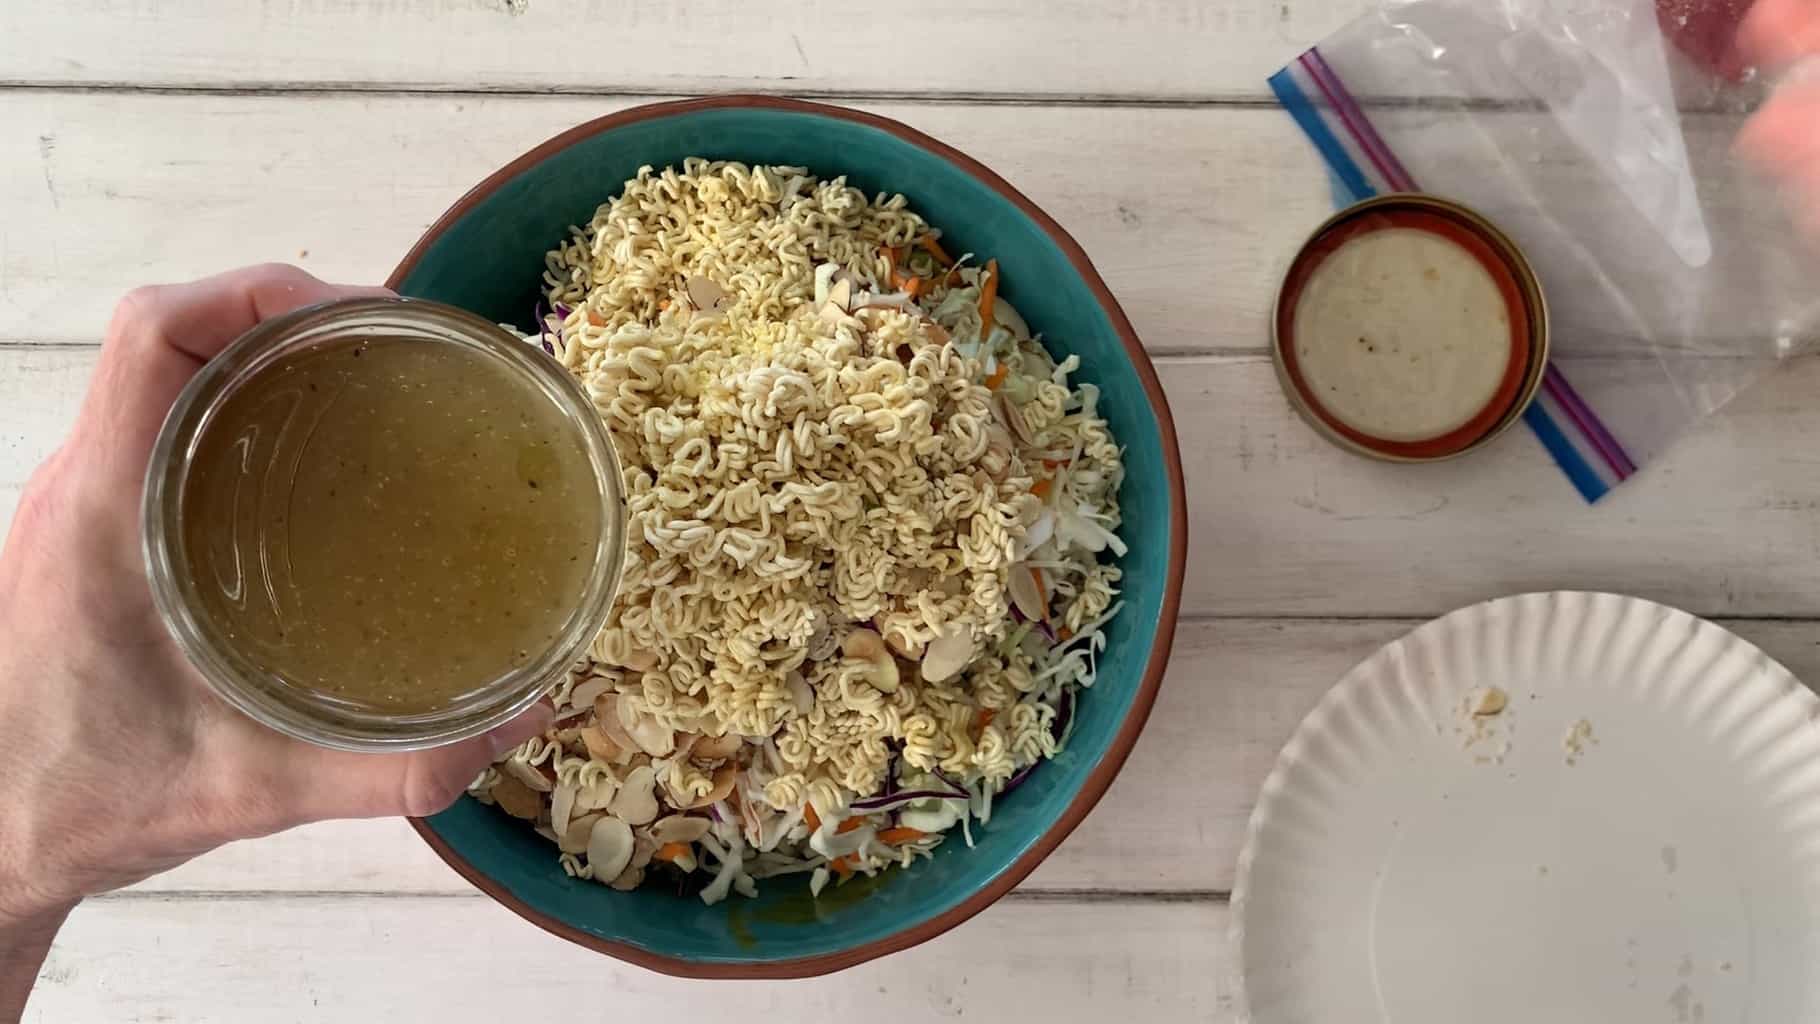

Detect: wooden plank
[27, 895, 1234, 1022]
[3, 94, 1799, 357]
[0, 93, 1330, 350]
[12, 347, 1820, 618]
[0, 0, 1353, 100]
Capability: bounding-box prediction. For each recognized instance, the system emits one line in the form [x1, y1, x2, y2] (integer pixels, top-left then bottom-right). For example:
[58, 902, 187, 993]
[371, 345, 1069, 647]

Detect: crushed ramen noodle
[472, 160, 1127, 904]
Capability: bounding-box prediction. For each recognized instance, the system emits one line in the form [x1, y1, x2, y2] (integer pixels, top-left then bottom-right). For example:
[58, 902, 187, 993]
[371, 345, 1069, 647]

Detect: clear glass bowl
[141, 297, 624, 751]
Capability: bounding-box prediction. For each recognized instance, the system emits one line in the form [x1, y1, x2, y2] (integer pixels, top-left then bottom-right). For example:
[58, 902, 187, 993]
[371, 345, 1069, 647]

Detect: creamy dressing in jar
[1272, 197, 1544, 462]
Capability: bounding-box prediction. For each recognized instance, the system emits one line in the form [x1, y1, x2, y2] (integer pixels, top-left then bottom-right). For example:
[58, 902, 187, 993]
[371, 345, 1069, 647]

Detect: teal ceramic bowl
[392, 96, 1187, 979]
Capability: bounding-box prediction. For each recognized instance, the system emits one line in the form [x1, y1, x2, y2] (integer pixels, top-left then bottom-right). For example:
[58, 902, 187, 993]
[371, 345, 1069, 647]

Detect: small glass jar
[142, 298, 625, 751]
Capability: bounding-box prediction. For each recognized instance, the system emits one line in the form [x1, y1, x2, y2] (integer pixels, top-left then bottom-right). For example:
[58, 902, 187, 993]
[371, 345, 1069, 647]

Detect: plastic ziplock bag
[1271, 0, 1820, 502]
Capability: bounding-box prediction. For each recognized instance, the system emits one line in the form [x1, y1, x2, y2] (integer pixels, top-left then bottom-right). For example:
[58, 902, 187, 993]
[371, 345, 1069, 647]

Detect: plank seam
[0, 81, 1763, 117]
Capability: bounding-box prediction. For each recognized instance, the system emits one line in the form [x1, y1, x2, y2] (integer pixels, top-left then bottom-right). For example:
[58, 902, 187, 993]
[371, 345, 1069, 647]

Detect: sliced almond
[870, 656, 901, 694]
[786, 670, 815, 715]
[687, 763, 739, 809]
[629, 718, 675, 758]
[992, 392, 1035, 448]
[807, 619, 838, 661]
[921, 625, 974, 684]
[491, 775, 542, 821]
[608, 864, 646, 891]
[651, 815, 714, 845]
[580, 723, 625, 765]
[885, 630, 926, 660]
[621, 648, 660, 673]
[616, 696, 675, 757]
[575, 775, 620, 814]
[560, 812, 602, 854]
[1007, 564, 1048, 623]
[594, 693, 638, 752]
[692, 733, 743, 763]
[1470, 687, 1509, 717]
[630, 832, 658, 871]
[841, 627, 899, 692]
[842, 628, 886, 661]
[684, 275, 731, 314]
[736, 789, 764, 849]
[586, 816, 636, 882]
[550, 781, 579, 836]
[499, 758, 554, 794]
[568, 675, 615, 711]
[826, 277, 853, 313]
[607, 765, 660, 826]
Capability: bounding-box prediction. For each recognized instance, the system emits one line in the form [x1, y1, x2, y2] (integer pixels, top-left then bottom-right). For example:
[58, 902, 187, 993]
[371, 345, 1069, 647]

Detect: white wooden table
[4, 2, 1817, 1019]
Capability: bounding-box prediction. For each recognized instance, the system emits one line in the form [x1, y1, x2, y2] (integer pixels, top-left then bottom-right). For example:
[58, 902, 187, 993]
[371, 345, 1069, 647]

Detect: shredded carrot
[919, 235, 955, 266]
[904, 276, 926, 299]
[1031, 477, 1053, 499]
[1043, 459, 1064, 471]
[974, 708, 997, 740]
[585, 308, 605, 327]
[831, 854, 856, 881]
[978, 258, 1000, 335]
[1032, 567, 1051, 623]
[803, 803, 822, 833]
[1057, 626, 1073, 641]
[877, 826, 929, 845]
[654, 842, 691, 863]
[835, 816, 869, 835]
[984, 364, 1010, 391]
[658, 298, 671, 311]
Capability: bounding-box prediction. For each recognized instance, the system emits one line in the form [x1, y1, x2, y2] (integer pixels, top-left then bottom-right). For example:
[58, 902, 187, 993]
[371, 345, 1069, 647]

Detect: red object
[1657, 0, 1757, 81]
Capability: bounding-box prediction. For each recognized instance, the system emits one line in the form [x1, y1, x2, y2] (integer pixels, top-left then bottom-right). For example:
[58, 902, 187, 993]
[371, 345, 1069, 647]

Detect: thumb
[296, 702, 556, 822]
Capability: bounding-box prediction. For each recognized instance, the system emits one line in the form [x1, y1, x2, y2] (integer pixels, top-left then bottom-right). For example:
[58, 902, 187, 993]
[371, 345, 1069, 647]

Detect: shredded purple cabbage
[850, 788, 966, 813]
[1052, 688, 1074, 741]
[932, 767, 967, 794]
[1000, 761, 1039, 795]
[531, 300, 556, 356]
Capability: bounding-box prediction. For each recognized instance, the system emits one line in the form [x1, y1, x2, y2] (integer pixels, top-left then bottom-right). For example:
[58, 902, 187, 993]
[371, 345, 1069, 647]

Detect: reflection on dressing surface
[179, 335, 602, 714]
[1293, 227, 1514, 444]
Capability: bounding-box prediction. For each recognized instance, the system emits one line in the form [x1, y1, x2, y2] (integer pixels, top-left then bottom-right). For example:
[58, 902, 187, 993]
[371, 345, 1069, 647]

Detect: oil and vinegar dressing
[180, 335, 603, 714]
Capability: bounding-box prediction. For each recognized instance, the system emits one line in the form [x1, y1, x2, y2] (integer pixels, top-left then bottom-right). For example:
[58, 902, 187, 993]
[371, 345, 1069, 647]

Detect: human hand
[1736, 0, 1820, 236]
[0, 265, 550, 927]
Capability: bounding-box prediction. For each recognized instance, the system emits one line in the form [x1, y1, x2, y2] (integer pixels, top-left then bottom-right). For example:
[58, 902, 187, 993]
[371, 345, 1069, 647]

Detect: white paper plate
[1234, 592, 1820, 1024]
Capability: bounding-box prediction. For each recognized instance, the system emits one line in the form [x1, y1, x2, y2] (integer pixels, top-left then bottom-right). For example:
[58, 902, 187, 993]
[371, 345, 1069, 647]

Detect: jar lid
[1272, 194, 1549, 463]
